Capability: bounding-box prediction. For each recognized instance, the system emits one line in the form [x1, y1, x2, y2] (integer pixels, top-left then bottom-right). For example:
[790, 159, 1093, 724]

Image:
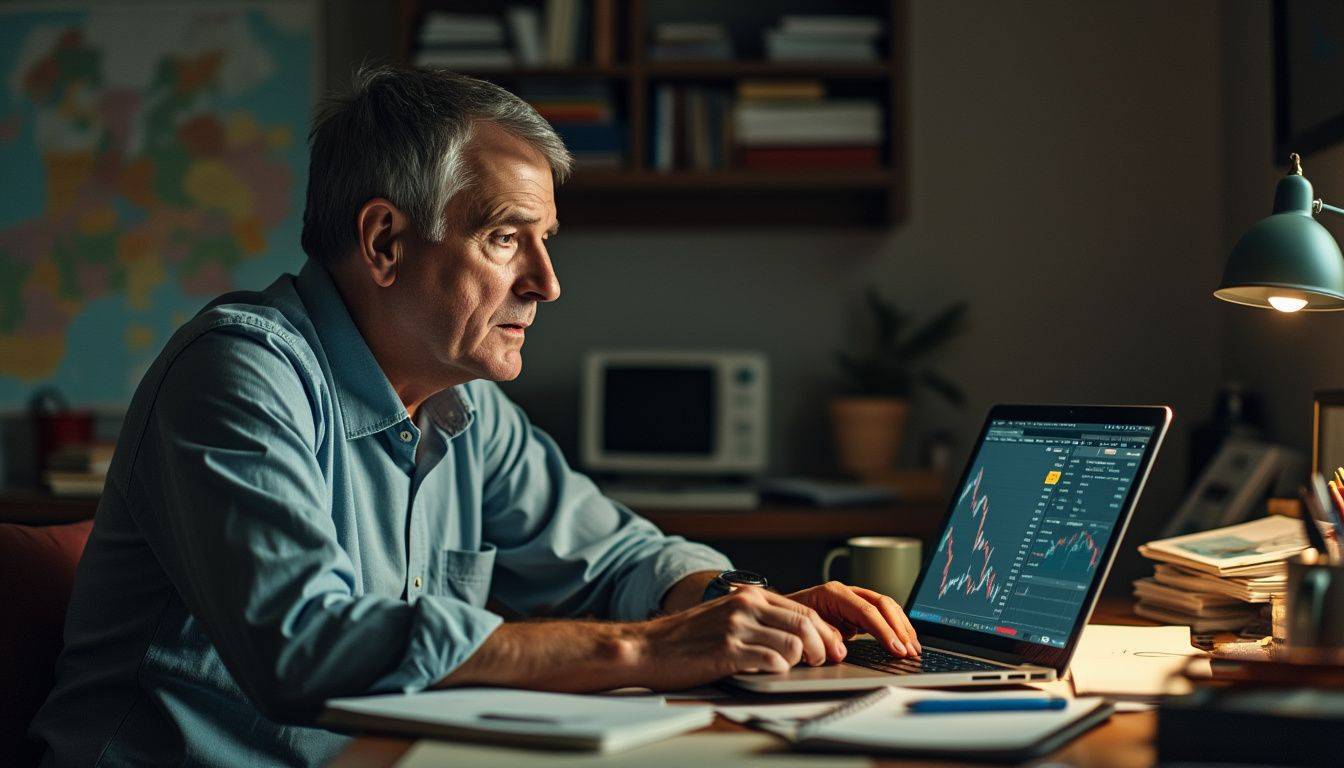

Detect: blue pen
[906, 697, 1067, 714]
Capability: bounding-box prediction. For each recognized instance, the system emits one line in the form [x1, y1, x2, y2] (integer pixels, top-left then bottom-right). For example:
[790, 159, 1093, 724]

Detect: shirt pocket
[436, 543, 496, 607]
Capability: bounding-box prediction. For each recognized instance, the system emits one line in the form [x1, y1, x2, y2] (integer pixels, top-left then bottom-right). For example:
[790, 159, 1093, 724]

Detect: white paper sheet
[1068, 624, 1210, 698]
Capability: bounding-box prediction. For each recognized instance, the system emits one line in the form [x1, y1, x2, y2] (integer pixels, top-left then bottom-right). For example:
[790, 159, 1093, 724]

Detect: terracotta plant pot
[830, 397, 910, 480]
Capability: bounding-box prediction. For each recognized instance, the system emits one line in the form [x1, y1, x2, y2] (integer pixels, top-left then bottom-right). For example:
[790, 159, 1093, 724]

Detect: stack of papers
[1133, 516, 1306, 631]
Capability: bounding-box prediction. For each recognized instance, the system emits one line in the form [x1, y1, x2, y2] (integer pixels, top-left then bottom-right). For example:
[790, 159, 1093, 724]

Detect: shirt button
[399, 430, 413, 443]
[413, 576, 423, 589]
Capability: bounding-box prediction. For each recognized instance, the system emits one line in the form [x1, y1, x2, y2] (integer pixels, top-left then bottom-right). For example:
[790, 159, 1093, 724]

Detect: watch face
[721, 569, 768, 587]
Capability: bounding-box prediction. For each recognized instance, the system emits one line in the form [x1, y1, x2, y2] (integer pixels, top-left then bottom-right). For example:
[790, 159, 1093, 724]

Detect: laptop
[731, 404, 1172, 693]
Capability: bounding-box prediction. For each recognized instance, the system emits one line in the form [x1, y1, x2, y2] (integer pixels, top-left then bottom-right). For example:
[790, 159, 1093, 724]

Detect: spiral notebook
[321, 688, 714, 754]
[725, 686, 1113, 762]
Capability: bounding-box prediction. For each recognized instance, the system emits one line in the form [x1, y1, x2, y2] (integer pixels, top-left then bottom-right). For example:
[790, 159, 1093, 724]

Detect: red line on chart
[937, 467, 1001, 602]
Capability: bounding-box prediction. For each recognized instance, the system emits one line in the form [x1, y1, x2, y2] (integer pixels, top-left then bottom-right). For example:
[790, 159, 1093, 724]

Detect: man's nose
[516, 243, 560, 303]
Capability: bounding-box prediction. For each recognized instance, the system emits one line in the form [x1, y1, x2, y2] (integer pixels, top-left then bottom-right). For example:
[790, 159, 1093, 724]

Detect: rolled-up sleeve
[132, 327, 500, 721]
[474, 382, 732, 620]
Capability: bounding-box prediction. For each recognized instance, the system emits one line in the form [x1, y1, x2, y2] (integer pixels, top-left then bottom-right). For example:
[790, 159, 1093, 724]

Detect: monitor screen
[601, 366, 717, 455]
[906, 419, 1158, 649]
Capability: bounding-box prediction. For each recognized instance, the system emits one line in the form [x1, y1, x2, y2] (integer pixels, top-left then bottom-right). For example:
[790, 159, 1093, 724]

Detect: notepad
[321, 688, 714, 754]
[723, 687, 1113, 762]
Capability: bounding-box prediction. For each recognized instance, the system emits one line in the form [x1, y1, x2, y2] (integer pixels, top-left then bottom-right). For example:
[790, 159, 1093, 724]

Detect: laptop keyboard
[844, 639, 1007, 675]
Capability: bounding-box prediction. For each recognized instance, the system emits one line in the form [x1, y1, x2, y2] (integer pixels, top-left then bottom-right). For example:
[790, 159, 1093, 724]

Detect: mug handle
[822, 547, 850, 583]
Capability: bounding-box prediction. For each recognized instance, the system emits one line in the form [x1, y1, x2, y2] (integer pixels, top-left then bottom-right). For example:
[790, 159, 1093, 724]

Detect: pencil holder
[1286, 551, 1344, 649]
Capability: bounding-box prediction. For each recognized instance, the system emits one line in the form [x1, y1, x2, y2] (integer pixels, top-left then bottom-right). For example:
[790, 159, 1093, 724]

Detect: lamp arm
[1316, 199, 1344, 218]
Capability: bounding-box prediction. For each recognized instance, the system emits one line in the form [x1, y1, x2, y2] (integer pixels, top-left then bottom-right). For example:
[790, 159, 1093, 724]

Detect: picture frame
[1313, 390, 1344, 476]
[1273, 0, 1344, 160]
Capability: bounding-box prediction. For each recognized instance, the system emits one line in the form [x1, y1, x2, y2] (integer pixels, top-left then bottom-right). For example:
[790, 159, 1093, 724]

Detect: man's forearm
[659, 570, 719, 614]
[437, 621, 645, 692]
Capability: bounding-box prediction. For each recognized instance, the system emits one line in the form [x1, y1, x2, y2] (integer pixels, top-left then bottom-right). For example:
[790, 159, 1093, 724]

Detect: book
[1150, 563, 1285, 603]
[1138, 515, 1308, 577]
[764, 32, 877, 62]
[591, 0, 614, 66]
[506, 6, 543, 65]
[779, 15, 885, 38]
[723, 686, 1112, 762]
[414, 49, 514, 70]
[1131, 576, 1246, 613]
[736, 79, 826, 101]
[44, 470, 107, 496]
[542, 0, 584, 65]
[419, 13, 505, 45]
[321, 688, 714, 754]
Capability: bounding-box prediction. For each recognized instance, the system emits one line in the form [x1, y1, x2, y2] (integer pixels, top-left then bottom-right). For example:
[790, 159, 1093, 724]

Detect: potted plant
[832, 290, 967, 480]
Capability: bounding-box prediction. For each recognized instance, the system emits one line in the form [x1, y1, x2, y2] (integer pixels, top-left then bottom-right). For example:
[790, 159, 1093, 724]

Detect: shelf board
[642, 60, 892, 79]
[445, 65, 630, 79]
[564, 168, 897, 191]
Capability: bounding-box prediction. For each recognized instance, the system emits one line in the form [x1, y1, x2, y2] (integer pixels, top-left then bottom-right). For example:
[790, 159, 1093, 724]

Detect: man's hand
[787, 581, 921, 657]
[440, 580, 919, 693]
[635, 587, 847, 690]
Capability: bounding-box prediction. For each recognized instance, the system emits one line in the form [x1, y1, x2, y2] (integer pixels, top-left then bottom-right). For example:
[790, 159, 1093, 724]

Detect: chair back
[0, 519, 93, 767]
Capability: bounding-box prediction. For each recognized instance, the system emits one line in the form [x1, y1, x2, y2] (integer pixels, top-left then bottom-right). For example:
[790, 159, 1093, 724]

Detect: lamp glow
[1267, 295, 1308, 313]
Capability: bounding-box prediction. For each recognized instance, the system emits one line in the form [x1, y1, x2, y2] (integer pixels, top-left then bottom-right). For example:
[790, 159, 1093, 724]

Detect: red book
[739, 146, 881, 169]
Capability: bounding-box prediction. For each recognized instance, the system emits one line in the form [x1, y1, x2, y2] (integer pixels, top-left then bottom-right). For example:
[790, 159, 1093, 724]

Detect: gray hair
[300, 64, 572, 262]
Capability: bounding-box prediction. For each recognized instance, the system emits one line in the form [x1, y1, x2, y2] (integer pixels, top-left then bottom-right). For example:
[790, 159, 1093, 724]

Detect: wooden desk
[330, 603, 1162, 768]
[330, 712, 1154, 768]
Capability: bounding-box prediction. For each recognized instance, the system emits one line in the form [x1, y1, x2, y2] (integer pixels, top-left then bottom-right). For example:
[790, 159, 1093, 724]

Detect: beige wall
[1222, 0, 1344, 450]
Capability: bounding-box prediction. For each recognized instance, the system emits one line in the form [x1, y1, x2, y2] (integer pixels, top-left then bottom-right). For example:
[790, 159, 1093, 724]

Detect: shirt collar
[295, 259, 475, 441]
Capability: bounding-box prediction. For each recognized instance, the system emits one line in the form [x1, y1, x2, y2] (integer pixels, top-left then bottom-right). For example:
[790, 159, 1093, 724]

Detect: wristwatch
[701, 569, 770, 602]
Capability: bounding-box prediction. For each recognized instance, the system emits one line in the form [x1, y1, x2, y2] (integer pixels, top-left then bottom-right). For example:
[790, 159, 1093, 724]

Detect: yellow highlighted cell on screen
[1044, 471, 1061, 485]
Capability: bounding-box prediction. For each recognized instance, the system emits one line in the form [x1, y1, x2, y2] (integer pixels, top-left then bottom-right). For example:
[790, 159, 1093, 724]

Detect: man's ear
[354, 198, 411, 288]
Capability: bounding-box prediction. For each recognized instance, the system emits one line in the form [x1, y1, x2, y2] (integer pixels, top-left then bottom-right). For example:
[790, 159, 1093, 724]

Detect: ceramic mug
[822, 536, 922, 604]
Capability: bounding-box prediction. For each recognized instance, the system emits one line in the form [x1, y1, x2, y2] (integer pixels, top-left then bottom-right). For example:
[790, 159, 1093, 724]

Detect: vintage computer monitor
[580, 350, 768, 507]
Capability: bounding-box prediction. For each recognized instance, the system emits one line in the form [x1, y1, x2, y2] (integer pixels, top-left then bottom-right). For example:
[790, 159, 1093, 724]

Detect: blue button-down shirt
[32, 260, 731, 767]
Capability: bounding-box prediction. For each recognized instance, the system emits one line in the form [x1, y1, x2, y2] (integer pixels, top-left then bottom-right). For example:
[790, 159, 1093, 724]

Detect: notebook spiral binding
[794, 687, 893, 739]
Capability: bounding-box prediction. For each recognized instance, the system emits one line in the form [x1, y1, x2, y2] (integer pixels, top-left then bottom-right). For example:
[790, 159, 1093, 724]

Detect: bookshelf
[395, 0, 908, 225]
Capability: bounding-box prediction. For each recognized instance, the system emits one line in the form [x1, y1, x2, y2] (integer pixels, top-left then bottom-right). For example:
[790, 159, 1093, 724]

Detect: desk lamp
[1215, 153, 1344, 312]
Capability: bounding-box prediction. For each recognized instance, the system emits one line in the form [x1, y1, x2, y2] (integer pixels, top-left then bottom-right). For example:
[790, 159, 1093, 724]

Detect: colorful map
[0, 3, 314, 406]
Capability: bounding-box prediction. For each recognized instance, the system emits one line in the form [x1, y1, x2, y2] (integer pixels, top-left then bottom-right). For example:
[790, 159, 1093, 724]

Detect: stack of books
[650, 85, 732, 172]
[764, 15, 883, 62]
[413, 1, 595, 70]
[522, 81, 624, 170]
[44, 442, 115, 496]
[414, 13, 514, 70]
[648, 22, 733, 61]
[732, 81, 883, 170]
[1133, 515, 1310, 632]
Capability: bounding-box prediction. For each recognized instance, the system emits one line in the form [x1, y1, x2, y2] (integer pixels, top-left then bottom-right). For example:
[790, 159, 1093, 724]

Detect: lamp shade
[1214, 169, 1344, 311]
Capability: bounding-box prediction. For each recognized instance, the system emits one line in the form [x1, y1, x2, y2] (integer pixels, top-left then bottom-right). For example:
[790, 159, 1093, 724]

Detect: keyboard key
[844, 639, 1005, 674]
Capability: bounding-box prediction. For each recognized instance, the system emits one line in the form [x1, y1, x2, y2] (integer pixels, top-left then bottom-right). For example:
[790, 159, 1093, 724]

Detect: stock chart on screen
[908, 420, 1155, 648]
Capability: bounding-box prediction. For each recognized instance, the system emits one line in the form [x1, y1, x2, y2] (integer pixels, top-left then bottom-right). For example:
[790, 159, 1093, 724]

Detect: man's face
[398, 122, 560, 383]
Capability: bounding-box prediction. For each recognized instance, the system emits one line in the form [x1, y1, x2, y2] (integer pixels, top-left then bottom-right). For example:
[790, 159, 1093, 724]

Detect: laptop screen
[906, 418, 1158, 649]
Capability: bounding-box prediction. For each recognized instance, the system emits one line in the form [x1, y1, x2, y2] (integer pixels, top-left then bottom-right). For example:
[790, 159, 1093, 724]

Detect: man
[33, 65, 919, 767]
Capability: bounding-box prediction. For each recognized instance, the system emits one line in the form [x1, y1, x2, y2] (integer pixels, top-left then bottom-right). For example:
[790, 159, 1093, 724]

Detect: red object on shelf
[34, 412, 94, 471]
[739, 146, 881, 169]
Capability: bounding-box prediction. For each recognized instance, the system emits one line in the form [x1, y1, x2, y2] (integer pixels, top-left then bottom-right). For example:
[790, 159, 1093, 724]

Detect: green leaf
[865, 288, 906, 350]
[922, 369, 966, 407]
[896, 302, 967, 360]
